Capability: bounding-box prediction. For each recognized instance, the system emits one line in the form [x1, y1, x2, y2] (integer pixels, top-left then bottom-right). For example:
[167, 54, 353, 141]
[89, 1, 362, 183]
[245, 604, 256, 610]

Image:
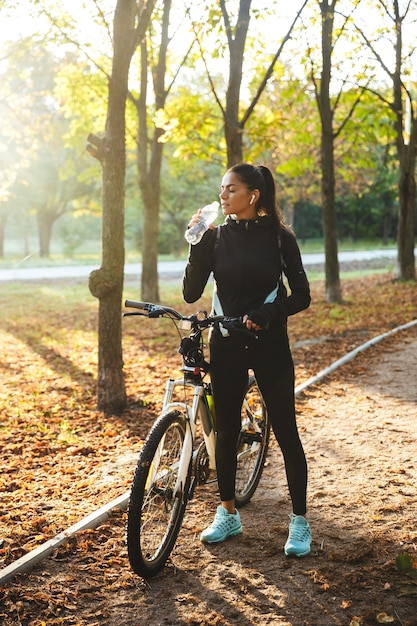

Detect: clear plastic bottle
[184, 201, 219, 245]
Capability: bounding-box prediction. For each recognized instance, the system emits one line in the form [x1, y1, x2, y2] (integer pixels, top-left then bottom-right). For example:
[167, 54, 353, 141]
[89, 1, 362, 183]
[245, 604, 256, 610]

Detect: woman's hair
[227, 163, 284, 228]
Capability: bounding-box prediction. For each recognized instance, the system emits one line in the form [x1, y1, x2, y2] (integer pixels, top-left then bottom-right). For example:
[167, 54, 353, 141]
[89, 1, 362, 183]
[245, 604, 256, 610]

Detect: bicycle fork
[158, 377, 216, 503]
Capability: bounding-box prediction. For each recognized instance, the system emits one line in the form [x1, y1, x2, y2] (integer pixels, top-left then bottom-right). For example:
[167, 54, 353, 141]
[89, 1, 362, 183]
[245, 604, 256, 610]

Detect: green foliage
[154, 84, 225, 162]
[159, 156, 223, 256]
[54, 59, 107, 183]
[245, 75, 321, 207]
[396, 552, 417, 579]
[1, 0, 416, 260]
[0, 35, 101, 258]
[126, 145, 223, 258]
[59, 214, 101, 257]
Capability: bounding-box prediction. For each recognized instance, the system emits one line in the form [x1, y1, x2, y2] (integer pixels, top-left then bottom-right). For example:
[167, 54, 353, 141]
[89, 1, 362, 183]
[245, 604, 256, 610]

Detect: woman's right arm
[182, 229, 216, 303]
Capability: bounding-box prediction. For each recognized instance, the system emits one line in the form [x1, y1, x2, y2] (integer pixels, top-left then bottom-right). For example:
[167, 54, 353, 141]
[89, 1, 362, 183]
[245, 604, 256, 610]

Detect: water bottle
[184, 201, 219, 245]
[205, 384, 216, 424]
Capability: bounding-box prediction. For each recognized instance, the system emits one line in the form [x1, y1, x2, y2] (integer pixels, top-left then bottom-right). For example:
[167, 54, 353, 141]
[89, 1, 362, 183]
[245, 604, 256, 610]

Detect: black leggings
[209, 325, 307, 516]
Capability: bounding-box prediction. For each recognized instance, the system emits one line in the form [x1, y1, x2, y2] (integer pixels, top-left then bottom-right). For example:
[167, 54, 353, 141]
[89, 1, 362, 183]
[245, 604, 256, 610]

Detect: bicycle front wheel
[235, 376, 270, 508]
[127, 410, 191, 578]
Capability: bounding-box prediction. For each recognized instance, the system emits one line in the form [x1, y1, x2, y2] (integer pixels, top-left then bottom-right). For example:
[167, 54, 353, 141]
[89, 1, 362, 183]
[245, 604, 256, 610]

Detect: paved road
[0, 248, 400, 282]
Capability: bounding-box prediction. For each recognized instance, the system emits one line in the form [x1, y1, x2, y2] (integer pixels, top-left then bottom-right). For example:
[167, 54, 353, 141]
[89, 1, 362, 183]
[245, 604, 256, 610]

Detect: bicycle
[124, 300, 271, 579]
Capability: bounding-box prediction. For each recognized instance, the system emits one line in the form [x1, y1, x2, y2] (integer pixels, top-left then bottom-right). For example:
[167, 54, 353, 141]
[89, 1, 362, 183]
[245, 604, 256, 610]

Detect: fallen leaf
[396, 552, 417, 579]
[341, 600, 353, 609]
[377, 613, 395, 623]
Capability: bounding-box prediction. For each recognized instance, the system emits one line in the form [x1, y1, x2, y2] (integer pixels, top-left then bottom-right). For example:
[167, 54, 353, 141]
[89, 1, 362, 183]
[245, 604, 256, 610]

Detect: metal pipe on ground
[295, 319, 417, 396]
[0, 491, 130, 584]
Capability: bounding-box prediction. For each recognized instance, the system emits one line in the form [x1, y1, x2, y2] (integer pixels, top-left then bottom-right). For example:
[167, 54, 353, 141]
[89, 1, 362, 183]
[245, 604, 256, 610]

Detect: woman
[182, 163, 311, 557]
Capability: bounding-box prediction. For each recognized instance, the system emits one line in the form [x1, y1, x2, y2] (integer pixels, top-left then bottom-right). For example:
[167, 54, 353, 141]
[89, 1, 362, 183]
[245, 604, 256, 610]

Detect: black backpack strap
[215, 225, 221, 246]
[277, 229, 288, 299]
[277, 229, 286, 272]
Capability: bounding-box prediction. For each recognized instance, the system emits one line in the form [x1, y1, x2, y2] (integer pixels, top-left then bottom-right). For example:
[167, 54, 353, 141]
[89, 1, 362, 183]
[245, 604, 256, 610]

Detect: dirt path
[1, 331, 417, 626]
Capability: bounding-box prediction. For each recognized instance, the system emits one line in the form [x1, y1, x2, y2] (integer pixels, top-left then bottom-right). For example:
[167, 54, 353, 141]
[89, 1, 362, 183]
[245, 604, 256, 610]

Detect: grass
[0, 256, 401, 324]
[305, 264, 397, 282]
[298, 238, 397, 254]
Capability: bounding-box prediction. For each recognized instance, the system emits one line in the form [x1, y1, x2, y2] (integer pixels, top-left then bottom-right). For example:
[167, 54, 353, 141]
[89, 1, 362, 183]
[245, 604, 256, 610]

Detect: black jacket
[182, 215, 310, 327]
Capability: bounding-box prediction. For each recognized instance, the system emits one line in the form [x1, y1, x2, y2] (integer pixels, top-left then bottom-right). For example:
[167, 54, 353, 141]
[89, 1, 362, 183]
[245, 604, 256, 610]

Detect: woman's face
[219, 172, 257, 220]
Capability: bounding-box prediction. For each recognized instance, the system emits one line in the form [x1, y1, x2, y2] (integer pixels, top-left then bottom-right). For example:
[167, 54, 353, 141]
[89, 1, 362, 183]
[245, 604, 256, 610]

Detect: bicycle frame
[160, 374, 216, 500]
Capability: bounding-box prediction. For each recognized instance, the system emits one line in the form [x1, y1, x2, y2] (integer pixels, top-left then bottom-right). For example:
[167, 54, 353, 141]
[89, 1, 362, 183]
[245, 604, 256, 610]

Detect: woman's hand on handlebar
[243, 309, 270, 332]
[242, 314, 262, 332]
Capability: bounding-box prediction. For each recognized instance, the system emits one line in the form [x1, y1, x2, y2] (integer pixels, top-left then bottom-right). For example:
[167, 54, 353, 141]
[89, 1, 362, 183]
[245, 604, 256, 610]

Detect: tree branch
[132, 0, 158, 52]
[240, 0, 309, 129]
[166, 36, 196, 97]
[86, 133, 104, 162]
[184, 5, 226, 119]
[91, 0, 113, 45]
[334, 82, 370, 139]
[354, 22, 393, 82]
[219, 0, 234, 50]
[36, 6, 111, 81]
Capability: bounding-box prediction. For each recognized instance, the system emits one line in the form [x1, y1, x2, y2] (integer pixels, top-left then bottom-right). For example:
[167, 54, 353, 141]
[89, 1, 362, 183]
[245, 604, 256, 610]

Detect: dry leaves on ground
[0, 273, 416, 625]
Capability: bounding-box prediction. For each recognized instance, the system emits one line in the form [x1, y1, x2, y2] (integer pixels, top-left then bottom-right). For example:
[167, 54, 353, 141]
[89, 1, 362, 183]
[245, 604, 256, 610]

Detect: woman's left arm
[246, 229, 310, 329]
[278, 228, 311, 317]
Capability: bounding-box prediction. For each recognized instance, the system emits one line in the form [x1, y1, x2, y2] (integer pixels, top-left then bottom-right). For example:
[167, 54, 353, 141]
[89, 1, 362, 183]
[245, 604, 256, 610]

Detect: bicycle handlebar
[124, 299, 258, 340]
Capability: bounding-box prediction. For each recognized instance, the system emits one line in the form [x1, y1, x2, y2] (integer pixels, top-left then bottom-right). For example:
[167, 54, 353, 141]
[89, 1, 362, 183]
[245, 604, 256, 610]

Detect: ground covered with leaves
[0, 272, 416, 625]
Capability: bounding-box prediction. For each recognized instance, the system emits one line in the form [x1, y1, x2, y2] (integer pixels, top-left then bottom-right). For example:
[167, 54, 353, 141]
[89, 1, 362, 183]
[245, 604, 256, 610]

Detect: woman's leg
[209, 339, 249, 502]
[199, 339, 247, 543]
[254, 333, 307, 515]
[254, 330, 311, 557]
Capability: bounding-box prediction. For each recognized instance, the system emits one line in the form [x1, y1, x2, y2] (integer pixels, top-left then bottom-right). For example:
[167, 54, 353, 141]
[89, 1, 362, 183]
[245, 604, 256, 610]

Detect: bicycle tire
[235, 376, 270, 508]
[127, 410, 191, 578]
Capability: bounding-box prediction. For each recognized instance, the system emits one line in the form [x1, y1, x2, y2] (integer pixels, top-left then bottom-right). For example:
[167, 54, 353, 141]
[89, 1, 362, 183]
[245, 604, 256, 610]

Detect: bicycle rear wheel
[235, 376, 270, 507]
[127, 410, 191, 578]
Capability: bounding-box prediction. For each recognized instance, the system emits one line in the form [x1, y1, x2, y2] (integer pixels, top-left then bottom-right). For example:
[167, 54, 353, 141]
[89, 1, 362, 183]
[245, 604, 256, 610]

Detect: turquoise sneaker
[200, 505, 243, 544]
[284, 514, 311, 557]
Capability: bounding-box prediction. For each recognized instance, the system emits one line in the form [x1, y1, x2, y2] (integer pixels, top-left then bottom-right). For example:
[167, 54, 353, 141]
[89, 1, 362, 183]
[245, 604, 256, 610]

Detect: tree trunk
[321, 125, 341, 302]
[140, 134, 163, 302]
[391, 0, 416, 281]
[382, 191, 393, 245]
[318, 0, 342, 303]
[88, 0, 155, 415]
[0, 213, 6, 258]
[136, 0, 171, 303]
[395, 85, 416, 281]
[397, 156, 416, 280]
[136, 58, 161, 303]
[37, 211, 54, 258]
[221, 0, 251, 167]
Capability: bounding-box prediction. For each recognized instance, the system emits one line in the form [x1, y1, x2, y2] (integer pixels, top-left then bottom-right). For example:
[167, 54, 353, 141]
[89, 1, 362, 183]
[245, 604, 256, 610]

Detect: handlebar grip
[125, 300, 152, 310]
[124, 300, 183, 320]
